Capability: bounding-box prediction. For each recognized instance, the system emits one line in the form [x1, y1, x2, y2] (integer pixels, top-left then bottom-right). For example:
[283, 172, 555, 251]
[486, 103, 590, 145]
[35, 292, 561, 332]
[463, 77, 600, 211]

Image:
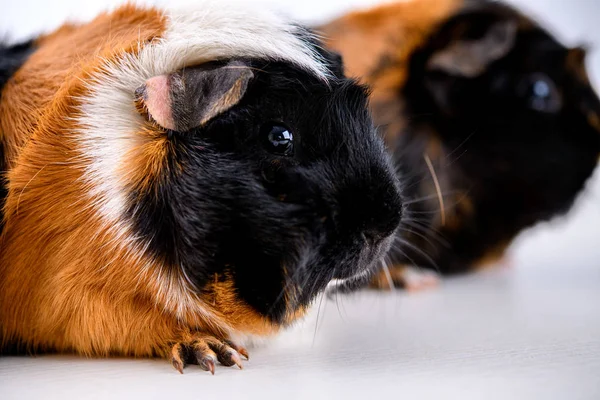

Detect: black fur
[387, 1, 600, 274]
[0, 40, 35, 89]
[0, 40, 36, 232]
[128, 56, 403, 322]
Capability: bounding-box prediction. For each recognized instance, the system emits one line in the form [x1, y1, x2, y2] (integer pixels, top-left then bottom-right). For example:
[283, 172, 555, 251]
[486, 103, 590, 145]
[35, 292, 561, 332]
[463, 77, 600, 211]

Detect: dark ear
[566, 45, 590, 83]
[422, 12, 518, 114]
[323, 49, 345, 79]
[0, 39, 36, 90]
[135, 60, 254, 132]
[427, 18, 517, 78]
[298, 26, 345, 78]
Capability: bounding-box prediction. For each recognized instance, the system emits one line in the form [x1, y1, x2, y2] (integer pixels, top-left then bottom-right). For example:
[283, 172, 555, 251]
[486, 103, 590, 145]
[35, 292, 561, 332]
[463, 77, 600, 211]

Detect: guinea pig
[320, 0, 600, 289]
[0, 2, 403, 373]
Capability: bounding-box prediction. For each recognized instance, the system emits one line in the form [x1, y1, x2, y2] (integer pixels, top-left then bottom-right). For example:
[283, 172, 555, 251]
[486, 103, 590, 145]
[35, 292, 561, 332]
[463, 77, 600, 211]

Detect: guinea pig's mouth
[330, 234, 396, 280]
[286, 229, 398, 304]
[333, 234, 396, 282]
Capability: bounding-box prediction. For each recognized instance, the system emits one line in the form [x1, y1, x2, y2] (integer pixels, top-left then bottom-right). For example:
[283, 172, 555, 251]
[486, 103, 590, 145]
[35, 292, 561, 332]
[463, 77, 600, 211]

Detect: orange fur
[0, 5, 279, 360]
[472, 240, 511, 270]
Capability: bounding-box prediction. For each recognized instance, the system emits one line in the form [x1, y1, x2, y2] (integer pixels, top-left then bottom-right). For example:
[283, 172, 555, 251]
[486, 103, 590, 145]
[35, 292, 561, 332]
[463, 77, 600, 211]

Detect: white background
[1, 0, 600, 399]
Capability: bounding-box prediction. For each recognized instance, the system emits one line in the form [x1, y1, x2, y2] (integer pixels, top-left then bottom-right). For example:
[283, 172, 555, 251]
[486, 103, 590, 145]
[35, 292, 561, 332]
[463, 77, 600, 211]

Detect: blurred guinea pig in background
[320, 0, 600, 290]
[0, 1, 403, 373]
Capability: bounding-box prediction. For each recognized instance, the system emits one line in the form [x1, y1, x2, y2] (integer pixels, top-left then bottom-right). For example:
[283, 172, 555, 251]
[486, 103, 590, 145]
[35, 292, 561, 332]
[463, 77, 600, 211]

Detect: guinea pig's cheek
[284, 305, 310, 325]
[206, 277, 281, 335]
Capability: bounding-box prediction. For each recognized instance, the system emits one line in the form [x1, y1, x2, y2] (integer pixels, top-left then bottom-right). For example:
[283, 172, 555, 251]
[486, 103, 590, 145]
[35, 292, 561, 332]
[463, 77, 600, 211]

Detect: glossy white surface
[1, 0, 599, 399]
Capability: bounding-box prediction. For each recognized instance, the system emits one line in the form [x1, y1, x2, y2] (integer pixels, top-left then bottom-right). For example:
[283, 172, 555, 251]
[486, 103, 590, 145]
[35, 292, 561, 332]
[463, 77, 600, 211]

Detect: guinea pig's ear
[300, 26, 346, 78]
[135, 60, 254, 132]
[566, 46, 589, 82]
[322, 49, 345, 78]
[426, 18, 517, 78]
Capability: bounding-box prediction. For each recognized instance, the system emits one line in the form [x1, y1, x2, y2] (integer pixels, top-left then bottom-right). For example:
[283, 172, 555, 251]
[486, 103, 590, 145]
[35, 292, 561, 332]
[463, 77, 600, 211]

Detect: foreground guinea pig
[0, 2, 403, 373]
[320, 0, 600, 289]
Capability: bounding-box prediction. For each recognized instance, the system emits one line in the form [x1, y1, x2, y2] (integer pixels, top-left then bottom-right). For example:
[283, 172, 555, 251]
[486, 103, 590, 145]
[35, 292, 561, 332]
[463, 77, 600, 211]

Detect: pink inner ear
[142, 75, 175, 130]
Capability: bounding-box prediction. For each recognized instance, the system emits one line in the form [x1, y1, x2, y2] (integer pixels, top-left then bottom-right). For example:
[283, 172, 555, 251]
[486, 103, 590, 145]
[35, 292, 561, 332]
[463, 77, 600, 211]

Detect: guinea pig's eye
[518, 73, 561, 113]
[261, 123, 294, 156]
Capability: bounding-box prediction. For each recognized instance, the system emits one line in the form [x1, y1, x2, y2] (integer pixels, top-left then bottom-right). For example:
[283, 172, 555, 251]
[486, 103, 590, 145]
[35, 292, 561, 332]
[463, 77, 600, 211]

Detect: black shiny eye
[518, 73, 561, 113]
[262, 124, 294, 156]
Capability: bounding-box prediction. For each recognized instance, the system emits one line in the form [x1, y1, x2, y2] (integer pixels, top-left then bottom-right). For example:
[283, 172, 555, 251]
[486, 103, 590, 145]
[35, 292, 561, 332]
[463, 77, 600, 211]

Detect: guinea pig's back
[0, 6, 167, 168]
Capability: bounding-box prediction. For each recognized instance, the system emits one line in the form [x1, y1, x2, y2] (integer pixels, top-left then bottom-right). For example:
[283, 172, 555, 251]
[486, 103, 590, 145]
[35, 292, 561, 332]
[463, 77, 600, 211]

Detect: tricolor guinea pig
[320, 0, 600, 289]
[0, 2, 403, 373]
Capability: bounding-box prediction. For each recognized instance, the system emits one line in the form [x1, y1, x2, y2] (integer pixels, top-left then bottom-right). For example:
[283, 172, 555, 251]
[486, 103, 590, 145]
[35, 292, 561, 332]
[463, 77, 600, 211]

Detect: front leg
[370, 265, 440, 292]
[169, 334, 249, 374]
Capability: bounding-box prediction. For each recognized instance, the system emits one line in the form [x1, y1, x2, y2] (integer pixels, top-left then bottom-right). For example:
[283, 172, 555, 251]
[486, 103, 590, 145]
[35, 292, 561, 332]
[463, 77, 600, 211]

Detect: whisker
[423, 153, 446, 227]
[398, 226, 448, 249]
[444, 129, 477, 161]
[393, 237, 441, 274]
[444, 148, 469, 167]
[402, 219, 450, 246]
[405, 209, 446, 215]
[389, 243, 421, 273]
[333, 276, 346, 322]
[402, 191, 457, 206]
[380, 259, 395, 291]
[312, 271, 333, 346]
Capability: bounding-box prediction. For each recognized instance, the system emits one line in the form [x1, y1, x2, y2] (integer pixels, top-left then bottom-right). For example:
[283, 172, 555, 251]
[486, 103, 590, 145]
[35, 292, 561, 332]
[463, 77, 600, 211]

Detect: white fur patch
[75, 1, 329, 327]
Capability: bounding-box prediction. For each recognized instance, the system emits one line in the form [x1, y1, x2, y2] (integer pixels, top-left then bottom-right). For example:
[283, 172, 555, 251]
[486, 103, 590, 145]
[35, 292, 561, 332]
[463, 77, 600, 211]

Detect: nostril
[361, 228, 390, 246]
[361, 231, 376, 246]
[366, 201, 402, 239]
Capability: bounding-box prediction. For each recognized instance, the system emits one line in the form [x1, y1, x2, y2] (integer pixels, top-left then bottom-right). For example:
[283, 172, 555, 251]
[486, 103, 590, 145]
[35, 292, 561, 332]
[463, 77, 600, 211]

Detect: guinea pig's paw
[170, 335, 249, 374]
[370, 265, 440, 292]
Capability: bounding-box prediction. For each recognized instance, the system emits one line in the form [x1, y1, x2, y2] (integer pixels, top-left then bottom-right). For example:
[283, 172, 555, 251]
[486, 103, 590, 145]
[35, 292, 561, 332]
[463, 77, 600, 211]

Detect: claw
[207, 359, 215, 375]
[238, 347, 249, 361]
[200, 357, 216, 375]
[215, 348, 241, 368]
[172, 359, 184, 374]
[196, 350, 217, 375]
[170, 337, 247, 374]
[171, 343, 186, 374]
[225, 340, 250, 360]
[230, 351, 243, 370]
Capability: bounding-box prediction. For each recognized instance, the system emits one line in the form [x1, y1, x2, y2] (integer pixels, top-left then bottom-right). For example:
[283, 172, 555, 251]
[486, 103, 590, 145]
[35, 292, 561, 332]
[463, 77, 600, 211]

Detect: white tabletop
[1, 1, 600, 399]
[2, 234, 600, 400]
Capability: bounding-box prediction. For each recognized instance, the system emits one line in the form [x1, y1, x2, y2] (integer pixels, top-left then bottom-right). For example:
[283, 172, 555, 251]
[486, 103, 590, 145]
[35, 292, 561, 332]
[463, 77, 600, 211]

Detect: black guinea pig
[321, 0, 600, 289]
[0, 2, 402, 373]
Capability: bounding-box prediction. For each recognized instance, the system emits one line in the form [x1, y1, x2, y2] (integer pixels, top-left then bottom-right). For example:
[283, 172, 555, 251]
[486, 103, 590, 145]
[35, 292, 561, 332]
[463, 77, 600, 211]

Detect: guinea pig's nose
[336, 178, 403, 244]
[361, 198, 403, 243]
